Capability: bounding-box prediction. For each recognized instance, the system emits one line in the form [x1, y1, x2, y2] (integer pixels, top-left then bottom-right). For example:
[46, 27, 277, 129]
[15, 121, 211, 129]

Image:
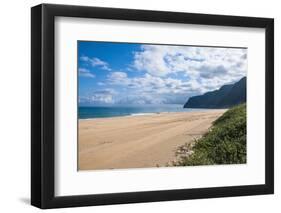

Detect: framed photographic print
[31, 4, 274, 209]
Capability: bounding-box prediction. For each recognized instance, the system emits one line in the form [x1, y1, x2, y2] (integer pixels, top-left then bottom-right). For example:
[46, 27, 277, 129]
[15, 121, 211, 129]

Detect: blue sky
[78, 41, 247, 106]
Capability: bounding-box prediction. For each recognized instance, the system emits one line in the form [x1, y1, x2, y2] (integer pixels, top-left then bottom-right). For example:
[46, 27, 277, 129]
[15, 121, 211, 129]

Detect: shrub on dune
[177, 103, 246, 166]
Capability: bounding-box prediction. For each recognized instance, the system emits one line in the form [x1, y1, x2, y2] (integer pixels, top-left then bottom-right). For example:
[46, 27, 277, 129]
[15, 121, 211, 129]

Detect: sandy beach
[78, 110, 226, 170]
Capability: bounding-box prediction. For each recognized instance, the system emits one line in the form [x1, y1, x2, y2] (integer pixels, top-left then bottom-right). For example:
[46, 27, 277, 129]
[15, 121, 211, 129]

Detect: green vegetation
[177, 103, 246, 166]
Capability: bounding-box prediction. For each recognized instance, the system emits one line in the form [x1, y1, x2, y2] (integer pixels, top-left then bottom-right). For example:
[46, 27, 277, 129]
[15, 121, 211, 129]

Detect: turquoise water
[79, 105, 207, 119]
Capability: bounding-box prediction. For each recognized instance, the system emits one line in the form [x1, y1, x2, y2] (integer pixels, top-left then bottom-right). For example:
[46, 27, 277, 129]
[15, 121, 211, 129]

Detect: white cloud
[132, 45, 247, 83]
[128, 45, 247, 104]
[78, 68, 95, 78]
[80, 89, 117, 105]
[117, 93, 166, 105]
[107, 72, 128, 84]
[133, 46, 170, 76]
[80, 56, 111, 71]
[105, 72, 204, 105]
[80, 45, 247, 106]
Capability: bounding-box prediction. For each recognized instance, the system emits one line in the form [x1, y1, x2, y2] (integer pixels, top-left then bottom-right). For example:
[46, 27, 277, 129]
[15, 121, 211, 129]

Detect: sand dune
[78, 110, 226, 170]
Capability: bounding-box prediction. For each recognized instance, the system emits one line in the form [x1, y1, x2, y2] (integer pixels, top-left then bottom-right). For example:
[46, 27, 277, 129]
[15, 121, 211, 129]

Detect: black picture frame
[31, 3, 274, 209]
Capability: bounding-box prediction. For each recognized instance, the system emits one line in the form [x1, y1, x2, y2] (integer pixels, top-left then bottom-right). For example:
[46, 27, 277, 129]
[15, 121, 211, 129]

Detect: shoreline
[78, 109, 226, 170]
[78, 108, 227, 121]
[78, 112, 160, 121]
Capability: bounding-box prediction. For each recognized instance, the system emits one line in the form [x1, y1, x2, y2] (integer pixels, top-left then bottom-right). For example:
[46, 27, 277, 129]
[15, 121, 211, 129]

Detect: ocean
[79, 105, 206, 119]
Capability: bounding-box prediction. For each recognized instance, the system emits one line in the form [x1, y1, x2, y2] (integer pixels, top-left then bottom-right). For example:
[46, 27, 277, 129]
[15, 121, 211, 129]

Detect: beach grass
[176, 103, 246, 166]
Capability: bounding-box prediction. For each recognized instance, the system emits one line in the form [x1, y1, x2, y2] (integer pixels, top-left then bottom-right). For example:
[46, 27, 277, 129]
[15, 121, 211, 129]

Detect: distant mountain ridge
[184, 77, 246, 109]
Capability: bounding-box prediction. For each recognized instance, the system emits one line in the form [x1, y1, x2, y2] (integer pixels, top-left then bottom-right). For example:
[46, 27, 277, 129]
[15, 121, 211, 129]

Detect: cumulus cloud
[80, 45, 247, 105]
[132, 45, 247, 83]
[80, 56, 111, 71]
[107, 72, 128, 83]
[117, 93, 166, 105]
[105, 72, 204, 105]
[79, 89, 117, 105]
[79, 68, 95, 78]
